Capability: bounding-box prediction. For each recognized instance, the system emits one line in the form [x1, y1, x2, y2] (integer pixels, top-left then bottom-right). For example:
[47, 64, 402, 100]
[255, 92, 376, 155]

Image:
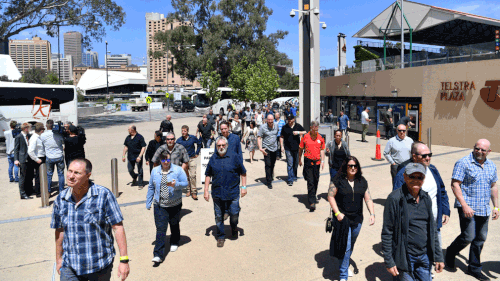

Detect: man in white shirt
[5, 121, 20, 182]
[28, 122, 46, 197]
[361, 107, 371, 142]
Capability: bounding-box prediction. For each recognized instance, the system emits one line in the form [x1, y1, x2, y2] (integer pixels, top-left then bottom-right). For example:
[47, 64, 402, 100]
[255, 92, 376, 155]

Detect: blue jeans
[47, 156, 65, 192]
[446, 207, 489, 274]
[398, 253, 431, 281]
[202, 138, 212, 148]
[330, 167, 338, 182]
[60, 263, 113, 281]
[213, 197, 240, 239]
[285, 150, 299, 183]
[7, 154, 19, 182]
[339, 223, 362, 280]
[153, 203, 182, 258]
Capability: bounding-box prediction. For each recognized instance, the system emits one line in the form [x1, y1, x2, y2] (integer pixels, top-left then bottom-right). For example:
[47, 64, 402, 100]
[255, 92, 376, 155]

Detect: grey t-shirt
[258, 122, 279, 152]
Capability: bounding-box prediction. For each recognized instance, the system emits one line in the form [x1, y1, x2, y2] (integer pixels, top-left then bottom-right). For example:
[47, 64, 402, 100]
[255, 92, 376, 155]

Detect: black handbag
[325, 208, 334, 233]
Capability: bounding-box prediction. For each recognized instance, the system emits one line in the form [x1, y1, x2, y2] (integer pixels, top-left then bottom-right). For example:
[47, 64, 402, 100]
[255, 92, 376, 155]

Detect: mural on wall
[479, 81, 500, 110]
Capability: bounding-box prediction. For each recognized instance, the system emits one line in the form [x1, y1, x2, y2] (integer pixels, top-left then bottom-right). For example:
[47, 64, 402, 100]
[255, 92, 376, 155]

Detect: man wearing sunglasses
[393, 142, 451, 252]
[445, 139, 499, 281]
[151, 132, 189, 180]
[384, 124, 413, 187]
[383, 163, 445, 281]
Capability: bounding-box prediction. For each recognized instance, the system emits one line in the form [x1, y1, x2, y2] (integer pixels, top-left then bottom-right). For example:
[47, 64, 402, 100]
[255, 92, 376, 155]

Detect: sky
[11, 0, 500, 73]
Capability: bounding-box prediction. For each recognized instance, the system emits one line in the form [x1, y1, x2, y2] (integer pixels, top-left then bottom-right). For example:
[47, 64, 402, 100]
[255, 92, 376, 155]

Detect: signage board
[200, 148, 215, 185]
[146, 96, 152, 104]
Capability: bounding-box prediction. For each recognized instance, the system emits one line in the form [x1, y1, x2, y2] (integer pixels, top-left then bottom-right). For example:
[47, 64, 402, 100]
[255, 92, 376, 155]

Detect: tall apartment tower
[105, 54, 132, 68]
[51, 55, 73, 84]
[82, 50, 99, 68]
[64, 31, 83, 66]
[9, 36, 51, 75]
[145, 12, 199, 88]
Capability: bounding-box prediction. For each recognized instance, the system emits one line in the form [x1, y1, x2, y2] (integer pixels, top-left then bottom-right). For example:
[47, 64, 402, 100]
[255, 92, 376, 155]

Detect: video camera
[52, 121, 65, 135]
[11, 123, 21, 138]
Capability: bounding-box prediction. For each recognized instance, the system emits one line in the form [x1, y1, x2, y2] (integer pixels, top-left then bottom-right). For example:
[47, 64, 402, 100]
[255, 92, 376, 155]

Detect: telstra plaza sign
[439, 81, 476, 101]
[480, 81, 500, 110]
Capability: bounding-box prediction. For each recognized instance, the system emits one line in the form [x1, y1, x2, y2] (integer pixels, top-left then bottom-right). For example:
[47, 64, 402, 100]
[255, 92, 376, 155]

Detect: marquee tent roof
[0, 55, 22, 80]
[353, 1, 500, 46]
[77, 69, 147, 92]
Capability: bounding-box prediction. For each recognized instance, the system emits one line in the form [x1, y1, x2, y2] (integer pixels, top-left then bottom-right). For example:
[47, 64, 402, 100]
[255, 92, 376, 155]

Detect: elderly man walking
[258, 115, 279, 189]
[299, 121, 325, 211]
[384, 124, 413, 186]
[122, 125, 147, 188]
[176, 125, 202, 200]
[382, 163, 445, 281]
[445, 139, 499, 281]
[152, 132, 189, 172]
[280, 115, 306, 186]
[197, 117, 215, 148]
[51, 159, 130, 280]
[204, 136, 247, 248]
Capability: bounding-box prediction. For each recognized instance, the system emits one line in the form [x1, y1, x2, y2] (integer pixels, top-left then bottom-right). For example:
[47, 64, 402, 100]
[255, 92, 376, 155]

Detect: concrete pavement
[0, 111, 498, 280]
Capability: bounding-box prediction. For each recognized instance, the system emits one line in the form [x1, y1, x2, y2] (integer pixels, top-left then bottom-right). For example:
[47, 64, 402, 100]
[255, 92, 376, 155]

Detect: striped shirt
[50, 182, 123, 275]
[452, 152, 498, 216]
[40, 130, 64, 159]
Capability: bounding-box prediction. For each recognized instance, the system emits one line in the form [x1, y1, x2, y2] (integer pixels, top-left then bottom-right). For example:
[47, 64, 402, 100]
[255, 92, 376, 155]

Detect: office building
[9, 36, 51, 75]
[51, 55, 73, 84]
[73, 64, 140, 86]
[64, 31, 83, 66]
[82, 50, 99, 68]
[106, 54, 132, 68]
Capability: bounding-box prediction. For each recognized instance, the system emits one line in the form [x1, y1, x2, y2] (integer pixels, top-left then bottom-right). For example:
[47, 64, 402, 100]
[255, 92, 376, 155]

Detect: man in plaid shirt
[445, 139, 499, 281]
[51, 159, 130, 280]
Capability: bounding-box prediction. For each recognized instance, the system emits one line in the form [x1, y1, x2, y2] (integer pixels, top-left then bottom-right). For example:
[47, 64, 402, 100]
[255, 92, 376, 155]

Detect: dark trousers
[60, 263, 113, 281]
[127, 159, 143, 184]
[263, 149, 277, 185]
[153, 203, 182, 258]
[213, 197, 240, 239]
[390, 164, 398, 187]
[32, 157, 46, 195]
[303, 158, 320, 205]
[19, 162, 34, 197]
[446, 207, 489, 274]
[385, 125, 394, 139]
[276, 137, 282, 158]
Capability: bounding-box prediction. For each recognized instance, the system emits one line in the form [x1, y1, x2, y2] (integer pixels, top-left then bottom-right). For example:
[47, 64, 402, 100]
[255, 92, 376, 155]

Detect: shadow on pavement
[373, 198, 386, 207]
[365, 262, 392, 281]
[482, 261, 500, 278]
[293, 194, 310, 209]
[179, 209, 192, 220]
[204, 225, 245, 240]
[314, 249, 338, 280]
[373, 241, 384, 258]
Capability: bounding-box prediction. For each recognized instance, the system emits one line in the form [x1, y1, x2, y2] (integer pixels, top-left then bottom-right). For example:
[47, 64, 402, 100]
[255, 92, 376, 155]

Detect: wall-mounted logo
[342, 44, 346, 53]
[480, 81, 500, 110]
[439, 81, 475, 101]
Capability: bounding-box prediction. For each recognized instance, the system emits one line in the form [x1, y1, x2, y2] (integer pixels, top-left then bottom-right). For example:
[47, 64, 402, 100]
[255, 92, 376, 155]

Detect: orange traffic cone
[371, 129, 384, 161]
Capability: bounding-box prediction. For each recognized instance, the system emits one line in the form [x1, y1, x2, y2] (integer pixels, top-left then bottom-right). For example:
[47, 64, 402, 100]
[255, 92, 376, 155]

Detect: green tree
[0, 0, 126, 48]
[65, 80, 74, 85]
[44, 72, 60, 84]
[200, 59, 221, 105]
[20, 67, 47, 84]
[228, 56, 249, 104]
[245, 50, 279, 106]
[278, 72, 299, 90]
[151, 0, 292, 84]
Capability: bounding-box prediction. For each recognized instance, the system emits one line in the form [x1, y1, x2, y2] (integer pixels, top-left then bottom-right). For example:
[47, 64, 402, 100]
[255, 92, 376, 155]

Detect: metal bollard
[39, 163, 50, 207]
[427, 127, 432, 151]
[111, 158, 119, 198]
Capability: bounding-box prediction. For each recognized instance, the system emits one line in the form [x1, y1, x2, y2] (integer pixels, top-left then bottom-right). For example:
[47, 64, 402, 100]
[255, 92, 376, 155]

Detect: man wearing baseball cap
[382, 163, 444, 280]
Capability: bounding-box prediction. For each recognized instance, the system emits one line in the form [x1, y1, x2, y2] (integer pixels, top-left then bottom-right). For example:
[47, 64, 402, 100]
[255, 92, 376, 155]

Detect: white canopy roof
[77, 69, 148, 93]
[0, 55, 22, 80]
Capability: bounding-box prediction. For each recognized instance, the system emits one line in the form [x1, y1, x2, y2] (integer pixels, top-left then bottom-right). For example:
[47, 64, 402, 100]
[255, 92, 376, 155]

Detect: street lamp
[105, 41, 109, 104]
[165, 44, 195, 90]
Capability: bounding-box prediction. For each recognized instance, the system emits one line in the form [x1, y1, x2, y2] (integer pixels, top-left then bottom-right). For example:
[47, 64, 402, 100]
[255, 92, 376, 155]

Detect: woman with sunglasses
[327, 156, 375, 281]
[146, 151, 188, 264]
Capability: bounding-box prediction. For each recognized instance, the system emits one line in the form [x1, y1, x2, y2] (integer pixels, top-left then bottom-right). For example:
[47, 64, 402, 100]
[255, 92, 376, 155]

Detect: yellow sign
[304, 4, 309, 10]
[146, 96, 152, 104]
[165, 92, 169, 98]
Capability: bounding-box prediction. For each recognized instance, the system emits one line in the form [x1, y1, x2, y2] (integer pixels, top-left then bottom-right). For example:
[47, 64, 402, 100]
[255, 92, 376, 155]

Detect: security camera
[290, 10, 296, 18]
[322, 23, 327, 29]
[313, 8, 320, 15]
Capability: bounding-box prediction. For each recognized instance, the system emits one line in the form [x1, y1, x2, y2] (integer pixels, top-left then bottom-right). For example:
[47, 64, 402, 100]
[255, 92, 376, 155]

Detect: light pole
[57, 24, 61, 84]
[105, 41, 109, 104]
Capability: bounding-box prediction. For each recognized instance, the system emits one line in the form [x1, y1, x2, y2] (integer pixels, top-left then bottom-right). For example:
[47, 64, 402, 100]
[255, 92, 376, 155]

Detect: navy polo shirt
[176, 135, 202, 158]
[205, 153, 247, 200]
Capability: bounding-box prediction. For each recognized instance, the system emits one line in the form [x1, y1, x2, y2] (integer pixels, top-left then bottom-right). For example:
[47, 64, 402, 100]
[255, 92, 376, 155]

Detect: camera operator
[64, 125, 87, 169]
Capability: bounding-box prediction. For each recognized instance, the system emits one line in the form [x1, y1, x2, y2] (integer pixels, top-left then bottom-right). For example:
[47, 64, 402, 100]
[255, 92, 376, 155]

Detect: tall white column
[298, 0, 305, 127]
[310, 0, 321, 124]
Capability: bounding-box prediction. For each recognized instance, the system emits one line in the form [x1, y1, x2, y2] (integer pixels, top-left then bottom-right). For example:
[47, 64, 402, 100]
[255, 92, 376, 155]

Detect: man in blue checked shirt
[204, 136, 247, 248]
[275, 112, 286, 159]
[51, 159, 130, 280]
[445, 139, 499, 281]
[176, 125, 202, 200]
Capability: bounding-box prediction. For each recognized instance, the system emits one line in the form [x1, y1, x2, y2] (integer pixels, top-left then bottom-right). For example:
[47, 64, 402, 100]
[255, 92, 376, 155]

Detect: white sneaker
[340, 279, 347, 281]
[151, 256, 162, 263]
[170, 245, 178, 252]
[348, 269, 354, 277]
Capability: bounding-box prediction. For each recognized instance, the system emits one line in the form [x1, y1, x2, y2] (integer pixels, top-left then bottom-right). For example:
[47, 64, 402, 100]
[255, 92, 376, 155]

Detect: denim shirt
[205, 153, 246, 200]
[146, 164, 188, 209]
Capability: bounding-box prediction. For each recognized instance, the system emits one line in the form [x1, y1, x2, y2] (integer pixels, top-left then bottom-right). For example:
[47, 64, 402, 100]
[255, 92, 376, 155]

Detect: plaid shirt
[452, 152, 498, 216]
[50, 182, 124, 275]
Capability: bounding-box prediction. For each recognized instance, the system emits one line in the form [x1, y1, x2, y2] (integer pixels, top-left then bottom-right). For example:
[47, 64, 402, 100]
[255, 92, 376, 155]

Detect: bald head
[476, 139, 491, 150]
[166, 115, 172, 121]
[411, 142, 431, 167]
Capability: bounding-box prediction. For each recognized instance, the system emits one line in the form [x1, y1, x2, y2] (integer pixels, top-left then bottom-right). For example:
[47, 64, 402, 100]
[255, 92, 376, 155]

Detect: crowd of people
[6, 102, 499, 281]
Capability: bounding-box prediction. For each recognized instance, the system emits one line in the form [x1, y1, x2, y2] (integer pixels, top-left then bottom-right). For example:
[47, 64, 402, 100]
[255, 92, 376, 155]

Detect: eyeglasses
[348, 164, 358, 169]
[166, 138, 175, 141]
[416, 153, 433, 158]
[408, 175, 425, 180]
[160, 159, 171, 163]
[398, 130, 406, 133]
[474, 147, 488, 152]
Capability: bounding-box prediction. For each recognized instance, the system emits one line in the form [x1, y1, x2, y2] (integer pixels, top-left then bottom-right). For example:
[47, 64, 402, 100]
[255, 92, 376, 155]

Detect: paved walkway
[0, 114, 499, 280]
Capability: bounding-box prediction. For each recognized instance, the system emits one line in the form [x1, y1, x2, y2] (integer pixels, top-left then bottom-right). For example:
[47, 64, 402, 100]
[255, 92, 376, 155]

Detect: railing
[356, 40, 442, 54]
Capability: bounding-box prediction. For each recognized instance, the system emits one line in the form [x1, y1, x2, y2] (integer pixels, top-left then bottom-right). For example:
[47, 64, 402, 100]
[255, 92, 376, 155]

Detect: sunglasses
[416, 153, 433, 158]
[474, 147, 488, 152]
[408, 175, 425, 180]
[398, 130, 406, 133]
[348, 164, 358, 169]
[166, 138, 175, 141]
[160, 159, 171, 163]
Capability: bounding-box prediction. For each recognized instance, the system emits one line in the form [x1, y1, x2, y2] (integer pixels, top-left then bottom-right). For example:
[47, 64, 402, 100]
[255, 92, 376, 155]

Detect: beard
[218, 146, 228, 155]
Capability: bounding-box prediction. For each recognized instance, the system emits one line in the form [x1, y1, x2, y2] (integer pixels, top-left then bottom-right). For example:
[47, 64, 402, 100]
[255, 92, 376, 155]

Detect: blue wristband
[241, 186, 247, 190]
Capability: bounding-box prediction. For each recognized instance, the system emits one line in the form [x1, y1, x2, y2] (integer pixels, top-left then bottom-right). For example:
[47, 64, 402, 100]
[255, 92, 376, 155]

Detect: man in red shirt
[299, 121, 325, 211]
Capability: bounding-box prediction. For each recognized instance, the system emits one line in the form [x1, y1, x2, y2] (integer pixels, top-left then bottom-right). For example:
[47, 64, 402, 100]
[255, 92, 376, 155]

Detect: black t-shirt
[207, 114, 216, 125]
[280, 123, 305, 151]
[384, 111, 393, 126]
[124, 133, 147, 161]
[407, 192, 429, 256]
[332, 145, 347, 169]
[398, 116, 411, 126]
[197, 123, 214, 139]
[64, 135, 86, 161]
[333, 177, 368, 226]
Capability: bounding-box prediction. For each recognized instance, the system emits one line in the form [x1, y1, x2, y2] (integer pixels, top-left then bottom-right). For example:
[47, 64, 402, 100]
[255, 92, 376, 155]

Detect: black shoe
[444, 250, 456, 271]
[231, 229, 238, 239]
[310, 203, 316, 212]
[361, 140, 368, 143]
[267, 184, 273, 189]
[36, 193, 41, 198]
[132, 178, 137, 186]
[287, 182, 293, 186]
[467, 270, 490, 281]
[21, 195, 33, 200]
[9, 179, 14, 182]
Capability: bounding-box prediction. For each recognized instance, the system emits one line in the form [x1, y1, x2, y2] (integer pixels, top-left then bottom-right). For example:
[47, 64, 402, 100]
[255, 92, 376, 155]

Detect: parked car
[173, 100, 195, 112]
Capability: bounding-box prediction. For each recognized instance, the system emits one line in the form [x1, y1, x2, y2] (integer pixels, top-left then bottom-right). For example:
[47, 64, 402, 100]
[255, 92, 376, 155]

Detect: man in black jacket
[382, 163, 444, 281]
[145, 131, 165, 175]
[159, 115, 174, 135]
[14, 123, 34, 199]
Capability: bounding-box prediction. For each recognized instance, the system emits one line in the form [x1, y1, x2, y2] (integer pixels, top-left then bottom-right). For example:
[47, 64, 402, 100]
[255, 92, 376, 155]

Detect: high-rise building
[82, 50, 99, 68]
[105, 54, 132, 68]
[51, 55, 73, 84]
[145, 12, 200, 88]
[9, 36, 51, 75]
[64, 31, 83, 66]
